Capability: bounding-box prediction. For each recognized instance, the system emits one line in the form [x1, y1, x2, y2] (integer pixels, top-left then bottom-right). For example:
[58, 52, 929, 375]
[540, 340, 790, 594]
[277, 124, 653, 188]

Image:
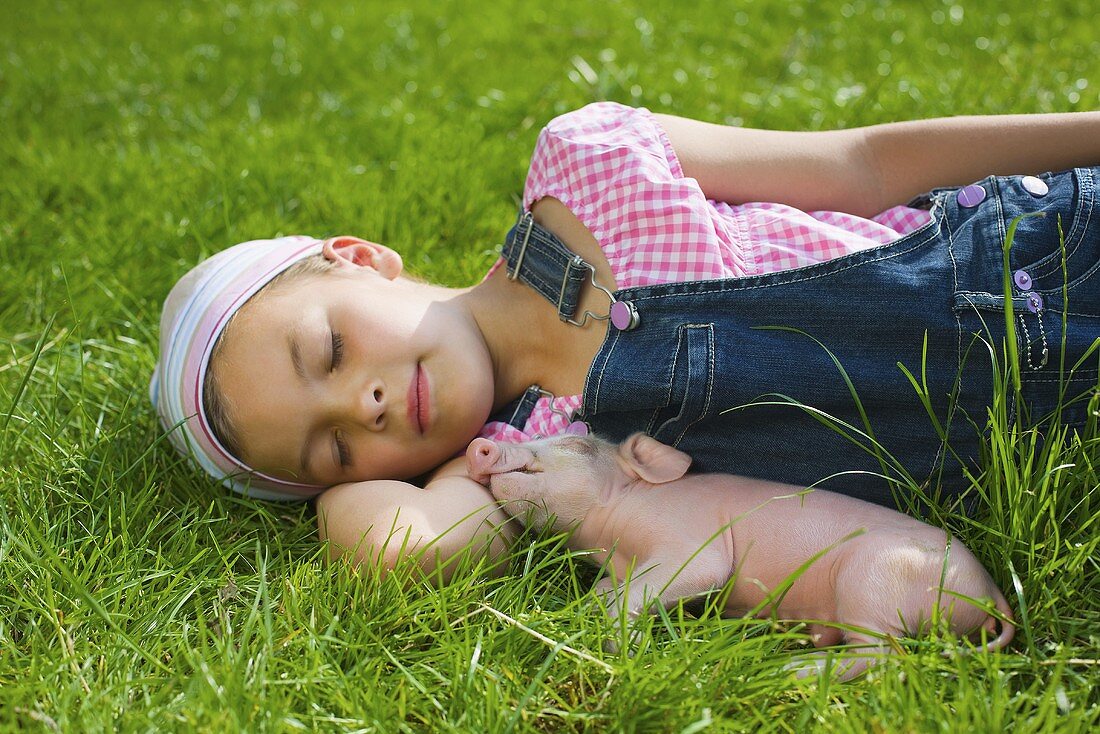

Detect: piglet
[465, 432, 1014, 680]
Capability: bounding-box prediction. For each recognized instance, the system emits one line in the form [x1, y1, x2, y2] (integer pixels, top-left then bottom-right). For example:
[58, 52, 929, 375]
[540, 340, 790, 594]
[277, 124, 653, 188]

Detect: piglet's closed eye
[616, 433, 692, 484]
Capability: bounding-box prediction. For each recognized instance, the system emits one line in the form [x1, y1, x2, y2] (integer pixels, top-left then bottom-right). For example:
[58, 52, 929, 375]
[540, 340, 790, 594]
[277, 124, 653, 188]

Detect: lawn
[1, 0, 1097, 730]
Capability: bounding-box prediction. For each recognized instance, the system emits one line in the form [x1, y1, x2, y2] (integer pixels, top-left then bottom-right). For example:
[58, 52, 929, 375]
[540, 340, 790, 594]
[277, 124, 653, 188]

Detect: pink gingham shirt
[477, 101, 930, 443]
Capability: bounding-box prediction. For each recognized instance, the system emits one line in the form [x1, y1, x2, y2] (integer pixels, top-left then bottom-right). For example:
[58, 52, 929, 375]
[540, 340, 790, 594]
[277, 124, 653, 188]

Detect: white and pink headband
[150, 236, 326, 501]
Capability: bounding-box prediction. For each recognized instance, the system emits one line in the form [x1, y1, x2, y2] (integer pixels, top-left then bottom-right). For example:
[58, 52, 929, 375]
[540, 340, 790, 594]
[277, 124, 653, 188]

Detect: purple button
[1025, 292, 1044, 313]
[565, 421, 589, 436]
[610, 300, 639, 331]
[1021, 176, 1048, 197]
[957, 184, 986, 208]
[1013, 269, 1033, 290]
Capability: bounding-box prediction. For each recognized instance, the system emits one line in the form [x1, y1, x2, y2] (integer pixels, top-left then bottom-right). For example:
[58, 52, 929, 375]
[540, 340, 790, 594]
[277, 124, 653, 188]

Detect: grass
[2, 0, 1098, 730]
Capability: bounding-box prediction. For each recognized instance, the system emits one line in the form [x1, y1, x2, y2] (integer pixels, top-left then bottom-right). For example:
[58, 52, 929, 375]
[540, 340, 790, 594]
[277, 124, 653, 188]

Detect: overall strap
[503, 211, 590, 321]
[498, 211, 614, 436]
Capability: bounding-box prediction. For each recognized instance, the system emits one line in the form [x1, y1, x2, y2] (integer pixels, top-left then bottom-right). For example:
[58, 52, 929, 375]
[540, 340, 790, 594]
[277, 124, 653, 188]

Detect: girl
[152, 102, 1100, 578]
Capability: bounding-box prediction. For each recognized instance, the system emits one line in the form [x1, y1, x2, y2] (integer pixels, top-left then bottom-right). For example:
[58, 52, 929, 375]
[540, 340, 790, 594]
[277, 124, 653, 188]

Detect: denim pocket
[650, 324, 715, 447]
[1005, 168, 1099, 299]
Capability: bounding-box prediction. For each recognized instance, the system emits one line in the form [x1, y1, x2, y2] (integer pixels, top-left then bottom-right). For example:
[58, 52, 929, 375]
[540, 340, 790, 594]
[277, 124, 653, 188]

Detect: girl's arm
[316, 470, 516, 583]
[653, 111, 1100, 218]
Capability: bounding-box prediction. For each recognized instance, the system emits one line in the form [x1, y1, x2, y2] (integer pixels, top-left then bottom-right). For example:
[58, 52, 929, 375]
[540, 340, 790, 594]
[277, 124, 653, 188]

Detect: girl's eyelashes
[334, 430, 351, 468]
[330, 331, 344, 371]
[329, 331, 349, 470]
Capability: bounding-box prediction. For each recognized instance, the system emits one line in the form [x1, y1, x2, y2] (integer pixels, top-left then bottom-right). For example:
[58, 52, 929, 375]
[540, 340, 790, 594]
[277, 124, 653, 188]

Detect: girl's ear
[616, 432, 692, 484]
[322, 236, 403, 279]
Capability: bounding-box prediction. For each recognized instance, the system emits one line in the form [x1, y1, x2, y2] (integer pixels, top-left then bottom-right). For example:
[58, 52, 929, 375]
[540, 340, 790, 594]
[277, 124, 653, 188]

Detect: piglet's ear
[617, 433, 691, 484]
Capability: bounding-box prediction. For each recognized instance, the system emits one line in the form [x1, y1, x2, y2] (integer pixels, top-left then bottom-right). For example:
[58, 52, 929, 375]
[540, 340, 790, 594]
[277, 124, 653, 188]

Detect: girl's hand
[316, 469, 516, 584]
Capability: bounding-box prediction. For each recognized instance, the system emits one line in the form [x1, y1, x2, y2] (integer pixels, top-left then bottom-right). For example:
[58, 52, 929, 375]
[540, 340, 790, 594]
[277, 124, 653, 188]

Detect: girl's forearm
[655, 110, 1098, 218]
[865, 111, 1100, 212]
[316, 477, 516, 583]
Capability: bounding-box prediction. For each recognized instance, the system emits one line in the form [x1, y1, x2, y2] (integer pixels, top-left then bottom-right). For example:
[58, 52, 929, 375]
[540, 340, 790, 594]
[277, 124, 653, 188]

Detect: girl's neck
[452, 198, 622, 412]
[462, 262, 563, 412]
[461, 262, 614, 410]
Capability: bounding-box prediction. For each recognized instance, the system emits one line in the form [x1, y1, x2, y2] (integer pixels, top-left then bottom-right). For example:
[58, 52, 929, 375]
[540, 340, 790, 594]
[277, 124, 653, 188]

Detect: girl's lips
[407, 362, 430, 435]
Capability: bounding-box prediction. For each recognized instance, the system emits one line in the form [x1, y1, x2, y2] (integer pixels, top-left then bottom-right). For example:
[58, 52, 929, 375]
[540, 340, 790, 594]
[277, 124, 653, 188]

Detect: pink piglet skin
[465, 432, 1014, 679]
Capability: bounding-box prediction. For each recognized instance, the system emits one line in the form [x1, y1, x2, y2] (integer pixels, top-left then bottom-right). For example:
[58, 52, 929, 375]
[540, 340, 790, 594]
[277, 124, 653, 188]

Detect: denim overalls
[494, 168, 1100, 508]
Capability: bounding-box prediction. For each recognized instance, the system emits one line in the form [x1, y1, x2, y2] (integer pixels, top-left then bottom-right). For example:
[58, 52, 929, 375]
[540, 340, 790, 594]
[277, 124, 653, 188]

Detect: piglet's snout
[466, 438, 535, 487]
[465, 439, 501, 486]
[464, 440, 541, 490]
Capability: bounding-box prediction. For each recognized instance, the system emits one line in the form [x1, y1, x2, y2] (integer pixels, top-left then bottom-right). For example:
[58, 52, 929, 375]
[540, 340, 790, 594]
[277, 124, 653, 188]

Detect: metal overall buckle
[507, 211, 639, 331]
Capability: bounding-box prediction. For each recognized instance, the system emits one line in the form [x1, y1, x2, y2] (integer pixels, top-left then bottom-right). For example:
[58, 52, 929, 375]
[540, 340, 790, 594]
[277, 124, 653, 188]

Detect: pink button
[610, 300, 639, 331]
[957, 185, 986, 208]
[1013, 270, 1033, 290]
[1021, 176, 1048, 197]
[565, 421, 589, 436]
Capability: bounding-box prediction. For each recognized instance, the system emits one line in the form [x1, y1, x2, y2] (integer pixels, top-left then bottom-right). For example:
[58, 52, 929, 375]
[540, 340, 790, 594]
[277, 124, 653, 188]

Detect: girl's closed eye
[334, 430, 351, 468]
[330, 331, 344, 371]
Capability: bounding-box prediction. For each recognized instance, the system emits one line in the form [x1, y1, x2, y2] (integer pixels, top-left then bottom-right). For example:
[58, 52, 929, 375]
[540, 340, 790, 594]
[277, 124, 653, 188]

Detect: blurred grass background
[1, 0, 1097, 731]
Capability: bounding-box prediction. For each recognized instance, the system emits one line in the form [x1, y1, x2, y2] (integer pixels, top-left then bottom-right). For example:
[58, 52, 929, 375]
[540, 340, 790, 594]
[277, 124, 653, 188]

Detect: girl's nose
[343, 379, 387, 431]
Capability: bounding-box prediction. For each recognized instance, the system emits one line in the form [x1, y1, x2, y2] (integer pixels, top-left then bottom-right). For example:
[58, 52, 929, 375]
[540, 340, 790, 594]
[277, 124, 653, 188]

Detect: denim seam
[942, 193, 965, 431]
[653, 326, 683, 441]
[1059, 256, 1100, 294]
[1024, 168, 1091, 279]
[953, 291, 1057, 313]
[653, 324, 715, 447]
[955, 286, 1100, 317]
[991, 175, 1010, 393]
[670, 325, 715, 448]
[942, 192, 962, 486]
[585, 323, 620, 416]
[993, 174, 1008, 253]
[1023, 169, 1090, 278]
[651, 324, 689, 440]
[644, 323, 686, 436]
[1050, 174, 1098, 291]
[1022, 373, 1099, 383]
[609, 219, 943, 302]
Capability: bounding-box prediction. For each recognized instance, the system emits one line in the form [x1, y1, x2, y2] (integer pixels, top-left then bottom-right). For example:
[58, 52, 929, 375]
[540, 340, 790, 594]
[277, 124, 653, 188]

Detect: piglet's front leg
[595, 552, 729, 654]
[784, 629, 891, 682]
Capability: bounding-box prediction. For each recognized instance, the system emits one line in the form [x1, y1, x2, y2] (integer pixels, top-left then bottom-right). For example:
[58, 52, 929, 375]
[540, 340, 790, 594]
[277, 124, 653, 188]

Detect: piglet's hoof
[602, 628, 643, 656]
[784, 651, 873, 683]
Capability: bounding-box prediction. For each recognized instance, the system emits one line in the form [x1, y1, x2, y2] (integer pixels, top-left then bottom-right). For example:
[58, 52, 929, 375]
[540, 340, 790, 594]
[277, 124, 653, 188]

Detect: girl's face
[210, 239, 496, 487]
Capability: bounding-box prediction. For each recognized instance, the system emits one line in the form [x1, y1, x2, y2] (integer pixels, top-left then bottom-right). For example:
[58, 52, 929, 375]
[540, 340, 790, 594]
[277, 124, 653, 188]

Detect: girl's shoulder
[524, 102, 685, 215]
[542, 101, 681, 167]
[522, 104, 741, 287]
